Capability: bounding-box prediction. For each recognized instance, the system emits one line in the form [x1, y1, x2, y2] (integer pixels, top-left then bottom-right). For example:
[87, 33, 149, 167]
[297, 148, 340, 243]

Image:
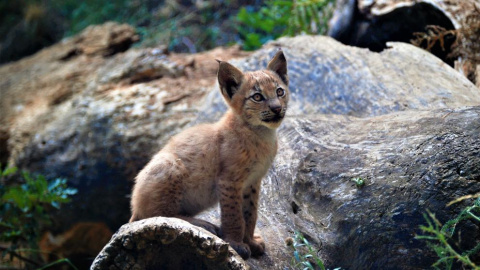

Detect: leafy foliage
[288, 231, 326, 270]
[416, 197, 480, 270]
[0, 165, 77, 268]
[236, 0, 336, 50]
[50, 0, 150, 37]
[134, 7, 233, 53]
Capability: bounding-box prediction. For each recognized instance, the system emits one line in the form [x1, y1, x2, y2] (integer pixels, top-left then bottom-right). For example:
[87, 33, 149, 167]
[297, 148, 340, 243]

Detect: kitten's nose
[269, 99, 282, 115]
[270, 105, 282, 114]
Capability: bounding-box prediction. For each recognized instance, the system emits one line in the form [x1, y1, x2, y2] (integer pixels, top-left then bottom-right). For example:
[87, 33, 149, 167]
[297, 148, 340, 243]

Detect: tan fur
[129, 50, 289, 259]
[39, 222, 113, 267]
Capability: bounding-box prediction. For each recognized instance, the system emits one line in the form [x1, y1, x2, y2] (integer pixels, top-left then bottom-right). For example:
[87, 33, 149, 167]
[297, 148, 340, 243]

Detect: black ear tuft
[217, 61, 244, 100]
[267, 49, 288, 85]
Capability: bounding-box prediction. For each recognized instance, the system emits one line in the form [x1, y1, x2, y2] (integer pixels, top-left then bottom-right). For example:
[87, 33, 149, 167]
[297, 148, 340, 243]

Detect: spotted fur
[129, 50, 289, 259]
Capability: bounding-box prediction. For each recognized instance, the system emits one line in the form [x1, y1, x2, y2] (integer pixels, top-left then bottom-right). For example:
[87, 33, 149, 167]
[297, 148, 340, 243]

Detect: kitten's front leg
[219, 180, 251, 259]
[242, 181, 265, 257]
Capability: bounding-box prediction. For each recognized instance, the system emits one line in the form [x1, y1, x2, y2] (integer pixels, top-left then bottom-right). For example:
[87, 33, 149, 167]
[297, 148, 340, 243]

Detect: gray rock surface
[246, 106, 480, 269]
[91, 217, 248, 270]
[197, 36, 479, 121]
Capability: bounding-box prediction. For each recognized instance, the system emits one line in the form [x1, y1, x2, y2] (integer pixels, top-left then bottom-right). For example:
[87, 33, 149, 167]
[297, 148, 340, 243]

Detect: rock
[246, 106, 480, 269]
[60, 22, 140, 59]
[90, 217, 248, 270]
[96, 49, 185, 84]
[0, 22, 140, 165]
[197, 36, 480, 121]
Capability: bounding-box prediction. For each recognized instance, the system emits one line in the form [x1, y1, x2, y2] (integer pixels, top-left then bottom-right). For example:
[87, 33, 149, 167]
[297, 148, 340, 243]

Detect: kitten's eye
[251, 93, 264, 102]
[276, 88, 285, 97]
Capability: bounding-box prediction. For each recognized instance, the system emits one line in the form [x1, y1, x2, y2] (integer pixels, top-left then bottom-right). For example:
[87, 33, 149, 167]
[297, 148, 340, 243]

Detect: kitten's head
[217, 49, 289, 129]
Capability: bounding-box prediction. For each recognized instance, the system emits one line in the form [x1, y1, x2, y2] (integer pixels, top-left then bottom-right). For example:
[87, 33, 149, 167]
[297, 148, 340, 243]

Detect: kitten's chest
[241, 138, 277, 186]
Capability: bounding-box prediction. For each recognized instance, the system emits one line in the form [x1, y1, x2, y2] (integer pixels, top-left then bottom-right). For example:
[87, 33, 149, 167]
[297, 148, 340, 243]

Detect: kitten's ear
[217, 61, 244, 101]
[267, 49, 288, 86]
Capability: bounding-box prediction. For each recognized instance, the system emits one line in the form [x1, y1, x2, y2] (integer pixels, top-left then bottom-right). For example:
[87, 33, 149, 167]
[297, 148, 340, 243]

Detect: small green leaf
[303, 237, 310, 245]
[351, 177, 366, 187]
[22, 171, 33, 182]
[244, 33, 262, 50]
[294, 250, 300, 262]
[51, 201, 60, 209]
[2, 167, 18, 177]
[65, 188, 78, 195]
[302, 261, 314, 270]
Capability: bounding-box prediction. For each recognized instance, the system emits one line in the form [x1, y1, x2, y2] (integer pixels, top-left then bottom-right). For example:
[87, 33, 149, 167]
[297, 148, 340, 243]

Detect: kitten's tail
[129, 214, 138, 223]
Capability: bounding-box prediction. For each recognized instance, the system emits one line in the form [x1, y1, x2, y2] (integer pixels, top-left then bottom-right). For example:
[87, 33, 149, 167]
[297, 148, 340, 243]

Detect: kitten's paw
[228, 241, 251, 260]
[248, 234, 266, 257]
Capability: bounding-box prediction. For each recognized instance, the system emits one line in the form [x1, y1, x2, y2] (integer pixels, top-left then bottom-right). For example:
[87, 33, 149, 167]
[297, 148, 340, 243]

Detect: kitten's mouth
[262, 115, 284, 123]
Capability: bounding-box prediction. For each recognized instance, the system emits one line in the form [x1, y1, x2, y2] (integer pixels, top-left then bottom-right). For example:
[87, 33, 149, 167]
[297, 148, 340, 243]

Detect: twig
[447, 193, 480, 206]
[0, 246, 41, 267]
[37, 258, 79, 270]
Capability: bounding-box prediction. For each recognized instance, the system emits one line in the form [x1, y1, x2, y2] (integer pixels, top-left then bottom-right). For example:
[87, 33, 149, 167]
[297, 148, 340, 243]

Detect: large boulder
[247, 106, 480, 269]
[2, 23, 480, 268]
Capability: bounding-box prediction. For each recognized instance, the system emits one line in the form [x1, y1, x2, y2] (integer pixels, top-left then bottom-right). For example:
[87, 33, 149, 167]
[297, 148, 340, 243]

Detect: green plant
[416, 197, 480, 270]
[287, 230, 326, 270]
[236, 0, 336, 50]
[0, 165, 78, 269]
[350, 177, 365, 188]
[49, 0, 150, 37]
[52, 0, 232, 52]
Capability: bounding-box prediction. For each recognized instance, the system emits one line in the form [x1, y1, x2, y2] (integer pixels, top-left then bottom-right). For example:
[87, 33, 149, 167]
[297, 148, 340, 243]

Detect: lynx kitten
[130, 49, 289, 259]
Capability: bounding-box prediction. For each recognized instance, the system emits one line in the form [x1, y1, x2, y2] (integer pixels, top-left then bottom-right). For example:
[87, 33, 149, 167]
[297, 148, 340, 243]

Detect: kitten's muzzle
[262, 99, 285, 123]
[262, 111, 285, 123]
